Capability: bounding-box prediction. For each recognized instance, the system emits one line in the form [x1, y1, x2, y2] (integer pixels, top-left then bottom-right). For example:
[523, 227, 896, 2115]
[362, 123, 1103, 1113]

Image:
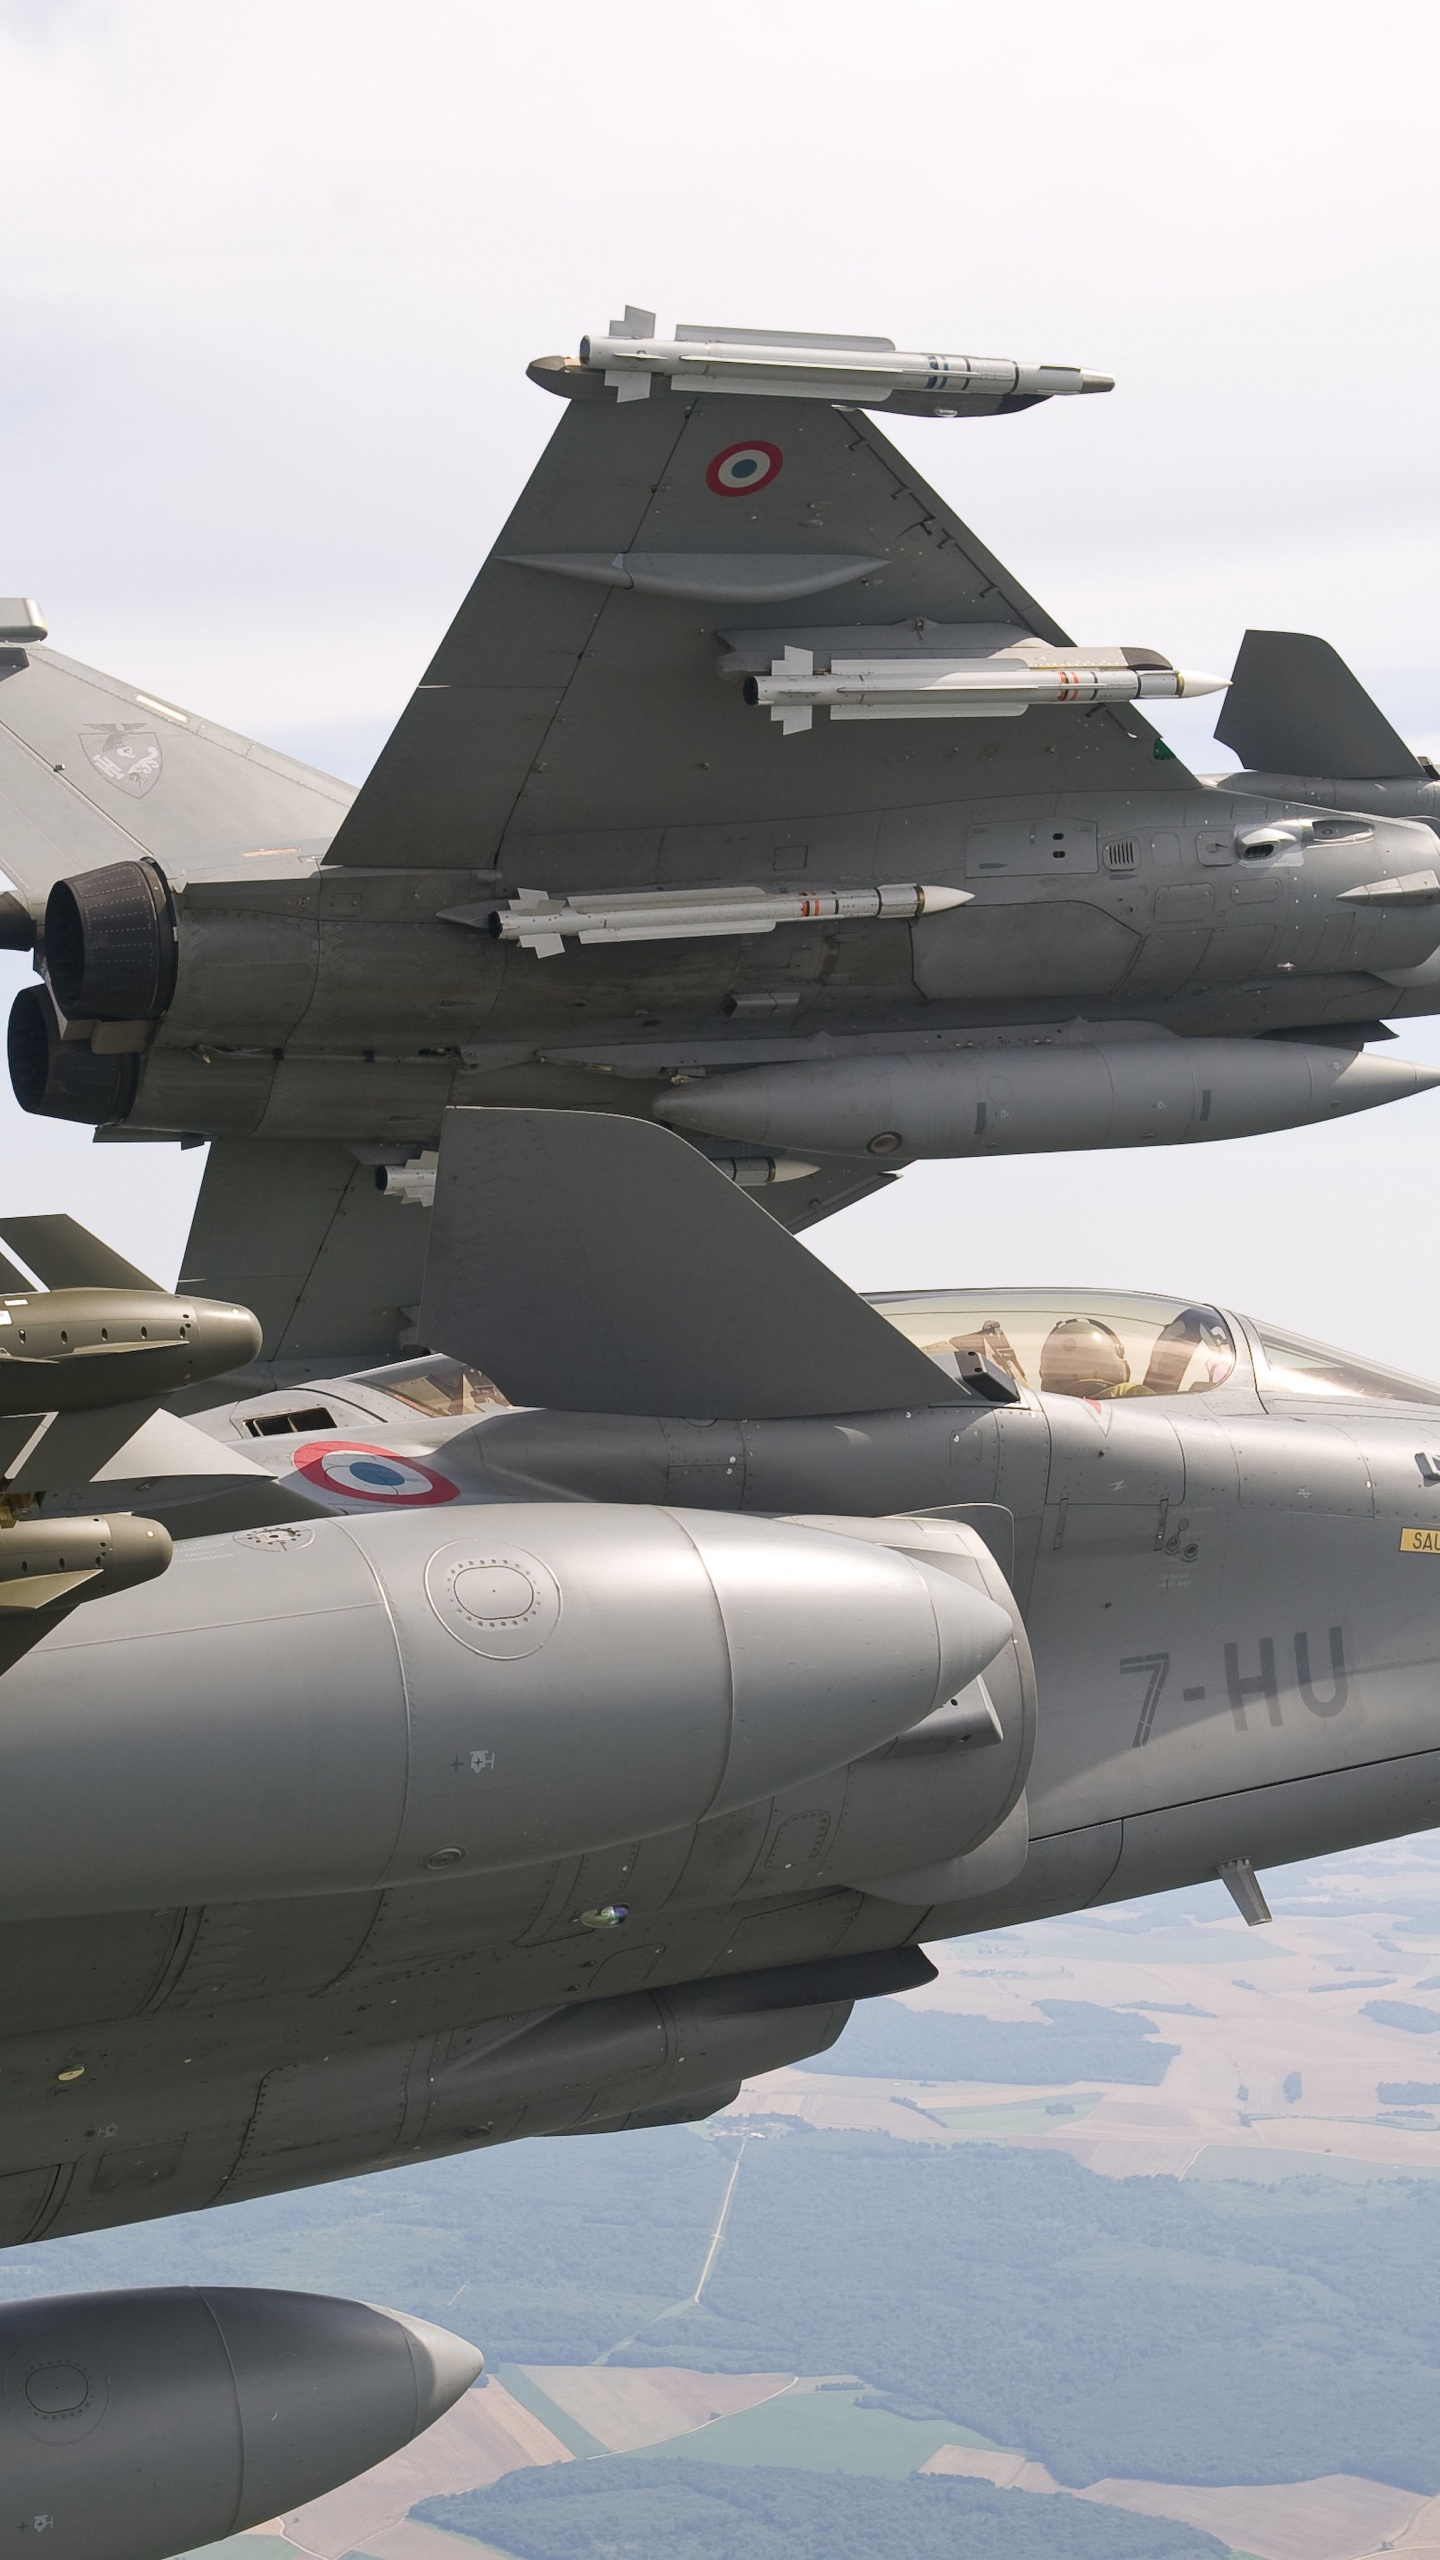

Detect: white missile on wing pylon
[480, 880, 970, 958]
[578, 310, 1113, 411]
[744, 646, 1229, 734]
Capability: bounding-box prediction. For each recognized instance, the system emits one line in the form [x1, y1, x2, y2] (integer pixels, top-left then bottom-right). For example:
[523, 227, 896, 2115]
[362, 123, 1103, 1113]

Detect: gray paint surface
[10, 363, 1440, 1197]
[419, 1108, 963, 1417]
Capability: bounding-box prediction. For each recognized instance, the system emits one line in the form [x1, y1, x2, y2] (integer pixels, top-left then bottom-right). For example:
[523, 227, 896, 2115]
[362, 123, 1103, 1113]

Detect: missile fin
[0, 1212, 158, 1293]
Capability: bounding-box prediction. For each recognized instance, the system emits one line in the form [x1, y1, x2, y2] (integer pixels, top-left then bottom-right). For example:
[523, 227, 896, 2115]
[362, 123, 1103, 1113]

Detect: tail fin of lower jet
[419, 1107, 965, 1420]
[1216, 629, 1422, 781]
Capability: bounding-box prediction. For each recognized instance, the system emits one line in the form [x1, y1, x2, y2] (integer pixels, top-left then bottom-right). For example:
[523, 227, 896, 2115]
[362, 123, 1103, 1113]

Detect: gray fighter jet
[3, 311, 1440, 1232]
[9, 1111, 1440, 2552]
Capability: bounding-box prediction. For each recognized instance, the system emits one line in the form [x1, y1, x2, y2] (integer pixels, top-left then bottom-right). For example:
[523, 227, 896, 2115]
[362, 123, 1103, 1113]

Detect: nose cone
[191, 1297, 264, 1377]
[383, 2307, 485, 2431]
[1327, 1050, 1440, 1110]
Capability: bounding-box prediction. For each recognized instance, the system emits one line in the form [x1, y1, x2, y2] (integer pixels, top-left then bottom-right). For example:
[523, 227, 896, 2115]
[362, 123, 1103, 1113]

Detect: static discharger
[1218, 1857, 1274, 1927]
[746, 645, 1229, 735]
[579, 310, 1113, 412]
[479, 880, 970, 958]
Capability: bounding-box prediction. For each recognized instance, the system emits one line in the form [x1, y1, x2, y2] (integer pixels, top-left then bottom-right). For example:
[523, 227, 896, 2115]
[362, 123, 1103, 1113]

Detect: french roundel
[706, 441, 783, 497]
[292, 1440, 460, 1506]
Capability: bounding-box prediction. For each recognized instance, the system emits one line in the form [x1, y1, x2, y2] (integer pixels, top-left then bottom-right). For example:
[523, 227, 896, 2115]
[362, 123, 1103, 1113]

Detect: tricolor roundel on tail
[706, 441, 784, 496]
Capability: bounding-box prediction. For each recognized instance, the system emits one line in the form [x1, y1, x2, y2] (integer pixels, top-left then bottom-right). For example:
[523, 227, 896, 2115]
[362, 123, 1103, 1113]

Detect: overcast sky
[2, 0, 1437, 1369]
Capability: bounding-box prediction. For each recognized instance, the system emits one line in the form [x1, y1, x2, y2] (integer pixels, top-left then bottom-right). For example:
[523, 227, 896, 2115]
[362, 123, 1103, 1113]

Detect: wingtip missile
[574, 315, 1114, 416]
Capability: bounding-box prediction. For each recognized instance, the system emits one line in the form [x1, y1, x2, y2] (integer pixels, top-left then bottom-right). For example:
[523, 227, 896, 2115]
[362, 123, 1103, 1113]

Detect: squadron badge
[80, 725, 162, 795]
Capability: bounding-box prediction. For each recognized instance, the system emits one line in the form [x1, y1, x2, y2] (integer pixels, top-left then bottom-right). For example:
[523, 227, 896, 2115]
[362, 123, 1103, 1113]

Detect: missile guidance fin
[0, 1213, 158, 1293]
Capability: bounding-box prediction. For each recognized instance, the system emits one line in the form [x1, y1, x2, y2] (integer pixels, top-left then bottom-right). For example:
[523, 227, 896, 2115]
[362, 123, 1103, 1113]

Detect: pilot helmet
[1039, 1316, 1130, 1397]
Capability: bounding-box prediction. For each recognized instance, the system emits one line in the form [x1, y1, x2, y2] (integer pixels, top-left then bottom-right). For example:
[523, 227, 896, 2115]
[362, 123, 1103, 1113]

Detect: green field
[495, 2365, 611, 2459]
[418, 2455, 1230, 2560]
[1186, 2145, 1440, 2185]
[635, 2382, 998, 2474]
[929, 2094, 1105, 2135]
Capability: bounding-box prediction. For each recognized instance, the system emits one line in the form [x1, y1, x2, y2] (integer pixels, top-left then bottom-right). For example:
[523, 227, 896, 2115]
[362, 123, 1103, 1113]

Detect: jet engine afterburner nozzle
[7, 983, 140, 1125]
[43, 858, 177, 1021]
[0, 2285, 481, 2560]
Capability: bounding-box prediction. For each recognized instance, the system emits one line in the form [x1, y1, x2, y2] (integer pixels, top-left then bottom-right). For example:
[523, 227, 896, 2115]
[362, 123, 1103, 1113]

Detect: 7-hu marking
[1122, 1654, 1169, 1747]
[1226, 1627, 1349, 1726]
[1124, 1628, 1349, 1746]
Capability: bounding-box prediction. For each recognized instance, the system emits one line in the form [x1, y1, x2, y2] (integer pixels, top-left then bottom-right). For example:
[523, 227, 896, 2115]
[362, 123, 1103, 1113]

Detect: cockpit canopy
[350, 1353, 509, 1415]
[868, 1288, 1440, 1409]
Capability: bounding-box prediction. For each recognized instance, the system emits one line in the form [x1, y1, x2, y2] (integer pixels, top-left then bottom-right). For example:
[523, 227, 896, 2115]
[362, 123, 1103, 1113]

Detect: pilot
[1142, 1307, 1236, 1396]
[1038, 1316, 1148, 1400]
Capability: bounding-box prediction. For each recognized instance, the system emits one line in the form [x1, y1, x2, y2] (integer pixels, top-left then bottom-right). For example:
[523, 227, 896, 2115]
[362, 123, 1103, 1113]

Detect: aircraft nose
[381, 2307, 485, 2429]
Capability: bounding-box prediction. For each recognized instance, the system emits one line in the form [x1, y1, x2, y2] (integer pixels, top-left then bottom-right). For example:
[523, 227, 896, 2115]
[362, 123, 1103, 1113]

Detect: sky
[1, 0, 1437, 1367]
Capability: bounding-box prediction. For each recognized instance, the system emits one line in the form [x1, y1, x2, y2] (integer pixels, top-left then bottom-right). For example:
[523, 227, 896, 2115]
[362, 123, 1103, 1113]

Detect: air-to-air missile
[0, 1279, 259, 1415]
[16, 1112, 1440, 2540]
[485, 876, 971, 954]
[744, 639, 1226, 733]
[0, 1218, 259, 1656]
[0, 2287, 481, 2560]
[3, 307, 1440, 1232]
[575, 312, 1117, 409]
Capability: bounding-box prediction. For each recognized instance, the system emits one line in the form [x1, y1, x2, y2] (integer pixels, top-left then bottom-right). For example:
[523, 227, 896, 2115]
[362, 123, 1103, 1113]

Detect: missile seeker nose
[0, 1288, 261, 1414]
